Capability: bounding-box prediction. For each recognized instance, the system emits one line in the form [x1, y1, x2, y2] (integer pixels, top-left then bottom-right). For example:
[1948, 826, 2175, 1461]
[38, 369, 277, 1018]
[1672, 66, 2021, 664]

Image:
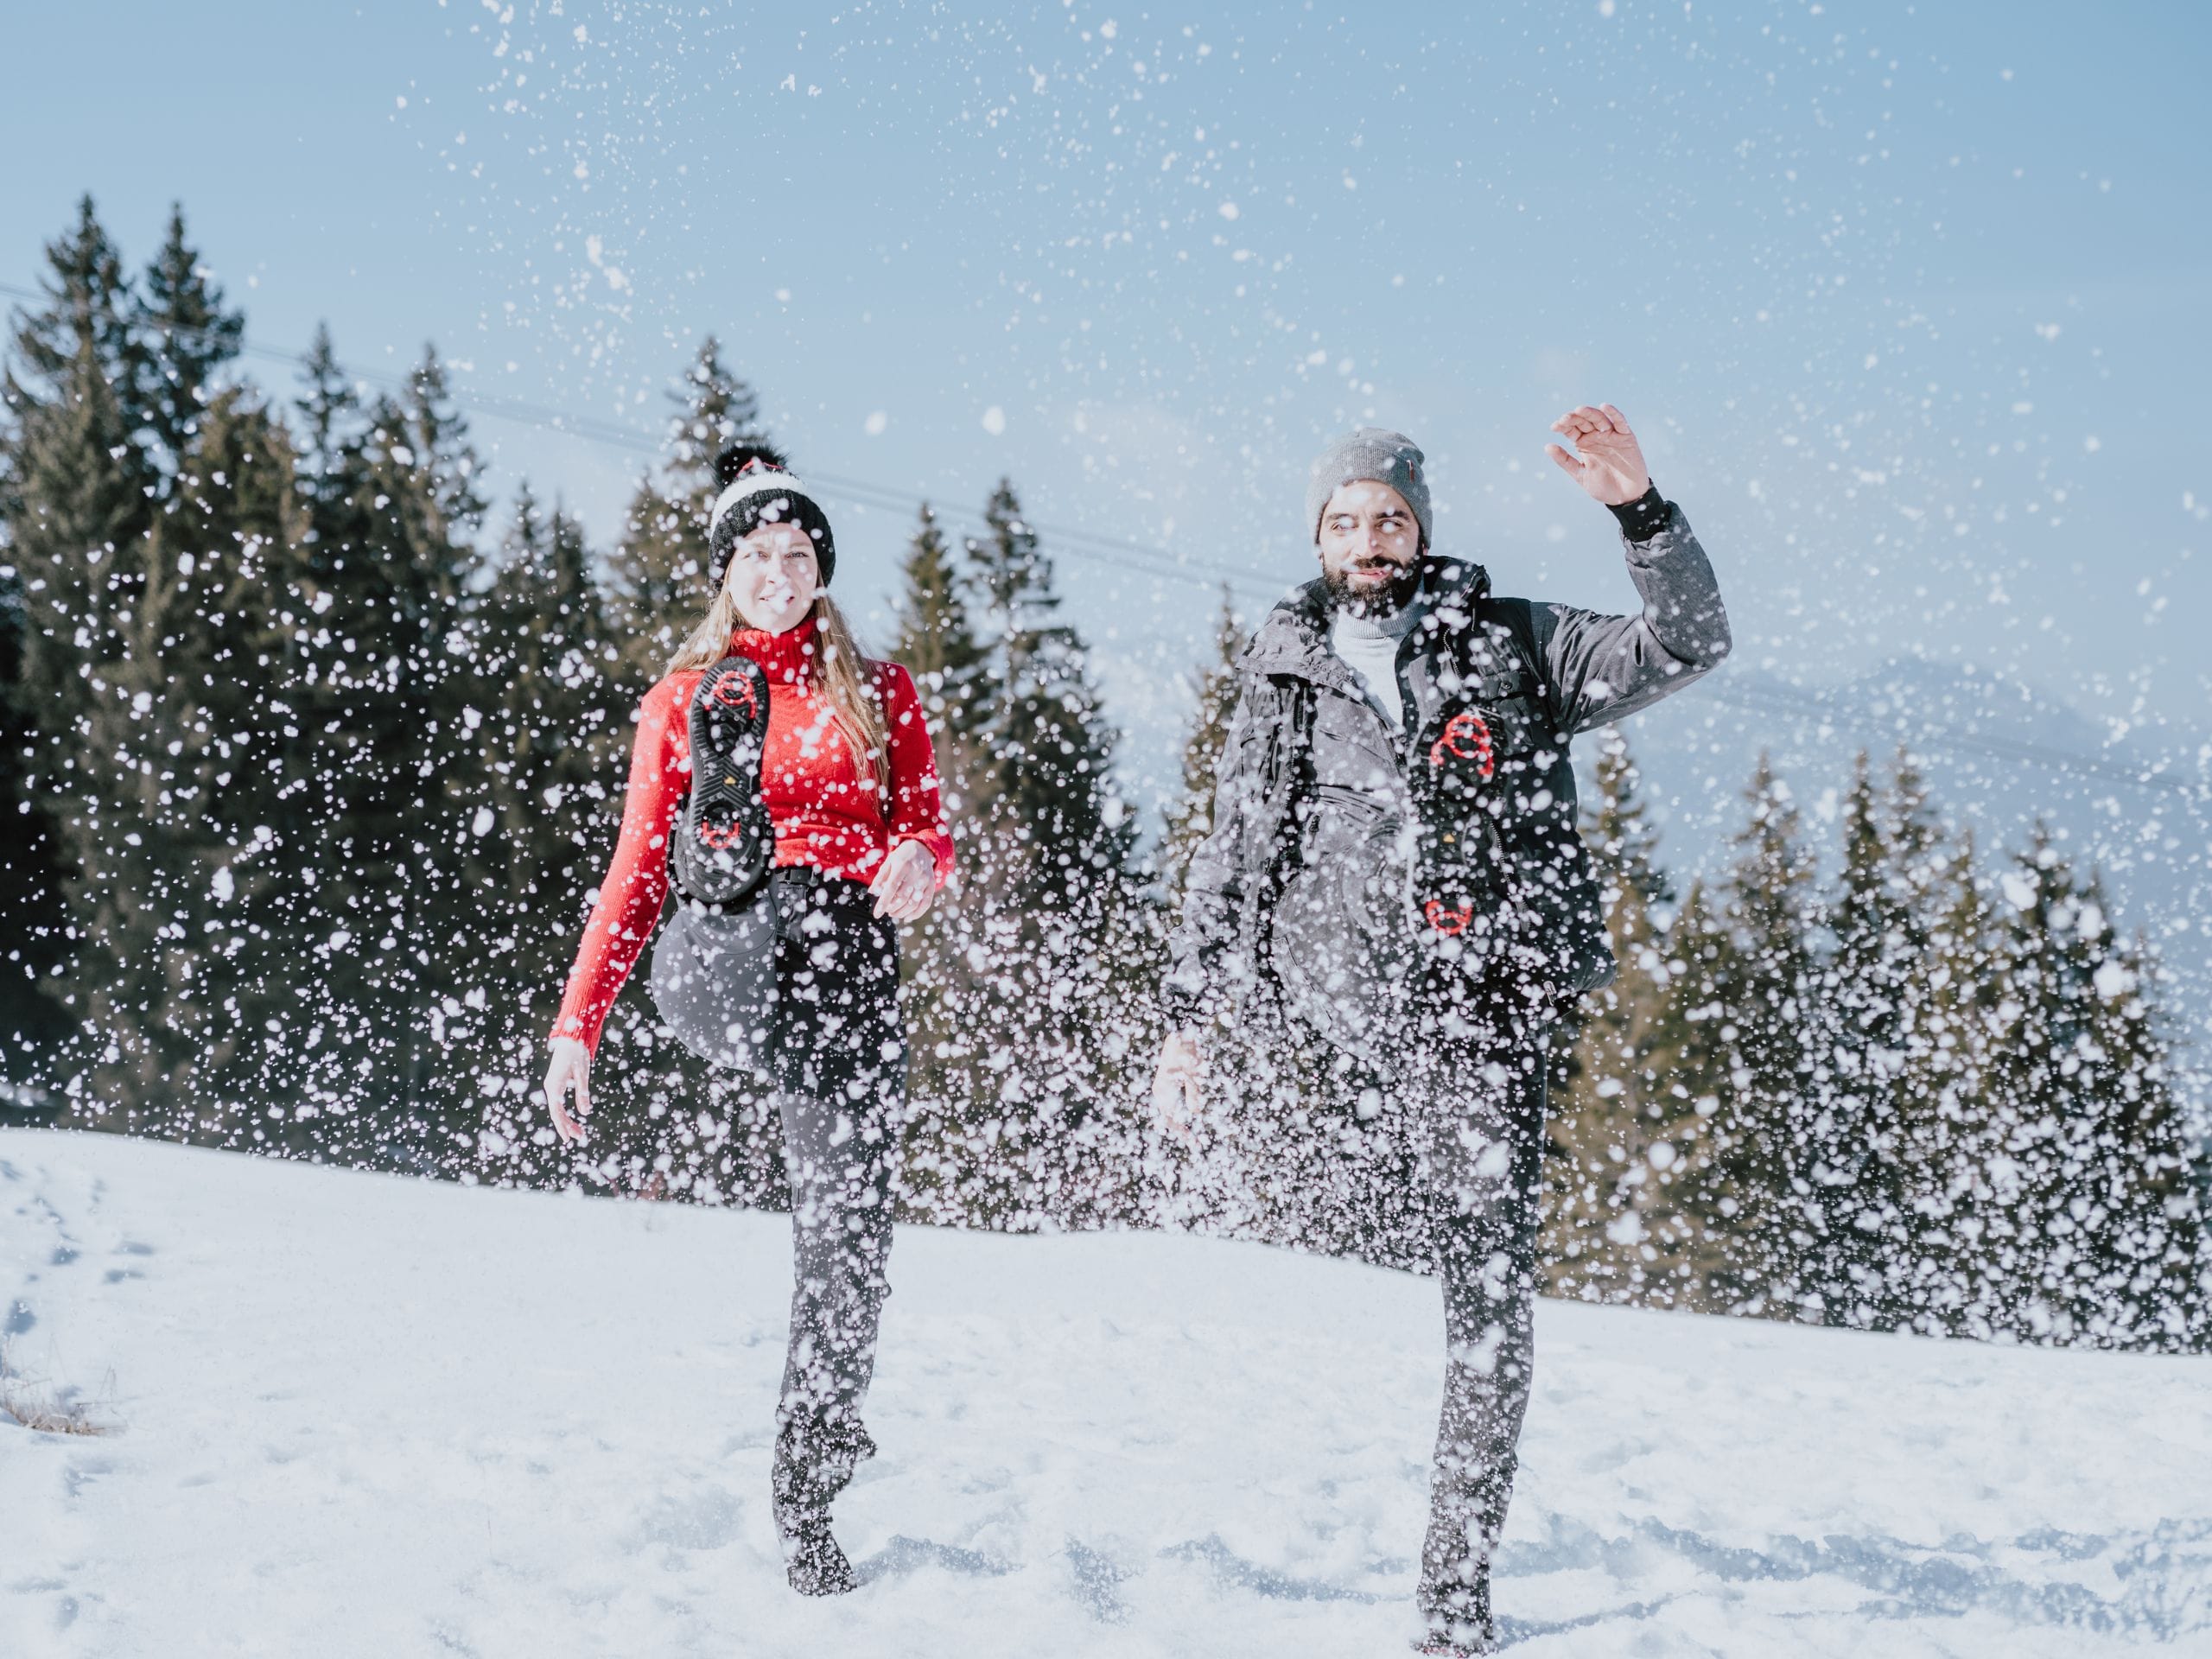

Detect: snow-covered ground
[3, 1130, 2207, 1656]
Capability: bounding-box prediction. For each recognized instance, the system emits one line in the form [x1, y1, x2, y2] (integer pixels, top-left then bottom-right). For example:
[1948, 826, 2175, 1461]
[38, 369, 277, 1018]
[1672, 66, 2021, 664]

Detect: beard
[1324, 556, 1421, 616]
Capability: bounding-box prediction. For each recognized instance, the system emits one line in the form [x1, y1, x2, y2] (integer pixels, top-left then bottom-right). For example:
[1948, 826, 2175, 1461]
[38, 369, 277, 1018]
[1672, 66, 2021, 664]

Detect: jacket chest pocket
[1309, 690, 1402, 791]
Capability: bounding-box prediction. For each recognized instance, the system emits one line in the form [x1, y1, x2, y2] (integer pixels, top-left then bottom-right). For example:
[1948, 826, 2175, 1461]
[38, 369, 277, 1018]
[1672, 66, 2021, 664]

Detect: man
[1153, 405, 1730, 1656]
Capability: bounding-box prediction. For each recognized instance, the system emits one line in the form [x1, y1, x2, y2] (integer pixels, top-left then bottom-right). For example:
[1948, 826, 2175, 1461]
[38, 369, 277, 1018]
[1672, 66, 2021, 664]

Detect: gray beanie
[1305, 427, 1433, 548]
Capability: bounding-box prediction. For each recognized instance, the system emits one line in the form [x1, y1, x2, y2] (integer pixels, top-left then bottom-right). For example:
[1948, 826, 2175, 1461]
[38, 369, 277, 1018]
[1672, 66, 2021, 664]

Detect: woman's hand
[868, 837, 938, 924]
[1151, 1027, 1209, 1138]
[543, 1036, 592, 1143]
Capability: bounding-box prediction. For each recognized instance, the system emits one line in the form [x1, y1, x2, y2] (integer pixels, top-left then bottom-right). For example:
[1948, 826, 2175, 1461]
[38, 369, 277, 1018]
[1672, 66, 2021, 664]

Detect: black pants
[658, 866, 905, 1514]
[1405, 1010, 1546, 1639]
[1196, 972, 1548, 1636]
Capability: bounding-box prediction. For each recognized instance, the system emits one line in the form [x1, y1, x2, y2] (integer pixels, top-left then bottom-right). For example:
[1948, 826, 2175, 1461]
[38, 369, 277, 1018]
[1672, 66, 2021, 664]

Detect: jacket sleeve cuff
[1607, 482, 1672, 543]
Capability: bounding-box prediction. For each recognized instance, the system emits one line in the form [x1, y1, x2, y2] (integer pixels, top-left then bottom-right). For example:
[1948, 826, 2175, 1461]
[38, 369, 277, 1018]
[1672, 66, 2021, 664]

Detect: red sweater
[553, 620, 955, 1052]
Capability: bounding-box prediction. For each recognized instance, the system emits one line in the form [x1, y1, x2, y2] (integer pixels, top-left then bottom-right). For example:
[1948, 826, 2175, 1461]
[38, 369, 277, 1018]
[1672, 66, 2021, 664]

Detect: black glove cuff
[1607, 482, 1671, 542]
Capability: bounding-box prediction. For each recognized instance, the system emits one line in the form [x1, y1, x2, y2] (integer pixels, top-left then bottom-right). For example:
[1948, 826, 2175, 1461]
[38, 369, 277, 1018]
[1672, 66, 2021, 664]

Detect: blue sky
[5, 0, 2208, 810]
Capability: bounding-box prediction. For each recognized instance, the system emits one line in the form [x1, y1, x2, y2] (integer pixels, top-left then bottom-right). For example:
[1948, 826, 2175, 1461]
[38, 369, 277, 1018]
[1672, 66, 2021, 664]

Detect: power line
[6, 276, 2205, 801]
[1700, 683, 2209, 804]
[0, 276, 1287, 605]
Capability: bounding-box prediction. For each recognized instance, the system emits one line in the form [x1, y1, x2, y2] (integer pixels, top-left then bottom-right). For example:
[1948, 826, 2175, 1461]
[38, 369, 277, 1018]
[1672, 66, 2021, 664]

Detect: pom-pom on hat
[707, 442, 837, 588]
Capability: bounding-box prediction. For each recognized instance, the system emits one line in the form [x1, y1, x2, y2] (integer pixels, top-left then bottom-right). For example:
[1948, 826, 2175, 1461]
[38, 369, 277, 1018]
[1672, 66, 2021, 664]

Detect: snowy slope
[3, 1130, 2208, 1657]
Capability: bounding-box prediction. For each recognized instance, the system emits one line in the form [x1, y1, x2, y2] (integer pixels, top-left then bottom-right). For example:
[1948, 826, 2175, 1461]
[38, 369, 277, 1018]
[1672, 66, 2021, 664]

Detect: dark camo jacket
[1163, 504, 1732, 1061]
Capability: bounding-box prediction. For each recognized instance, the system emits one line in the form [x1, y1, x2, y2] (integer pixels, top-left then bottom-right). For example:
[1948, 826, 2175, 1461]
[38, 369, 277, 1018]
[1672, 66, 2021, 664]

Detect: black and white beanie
[707, 443, 837, 588]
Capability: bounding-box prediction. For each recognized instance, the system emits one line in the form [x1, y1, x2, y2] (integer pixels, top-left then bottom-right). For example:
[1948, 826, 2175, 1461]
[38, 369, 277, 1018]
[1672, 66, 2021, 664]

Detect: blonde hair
[669, 587, 892, 797]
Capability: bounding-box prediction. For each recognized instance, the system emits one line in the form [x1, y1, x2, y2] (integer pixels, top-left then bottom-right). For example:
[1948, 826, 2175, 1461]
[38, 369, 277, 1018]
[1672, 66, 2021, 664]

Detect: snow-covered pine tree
[1703, 753, 1825, 1320]
[1155, 588, 1244, 899]
[1539, 729, 1709, 1307]
[890, 502, 1000, 1224]
[245, 348, 485, 1164]
[944, 480, 1141, 1226]
[604, 339, 766, 692]
[54, 390, 298, 1135]
[1909, 824, 2009, 1338]
[124, 391, 309, 1135]
[444, 487, 637, 1182]
[1649, 875, 1746, 1313]
[1980, 830, 2210, 1350]
[1813, 749, 1955, 1329]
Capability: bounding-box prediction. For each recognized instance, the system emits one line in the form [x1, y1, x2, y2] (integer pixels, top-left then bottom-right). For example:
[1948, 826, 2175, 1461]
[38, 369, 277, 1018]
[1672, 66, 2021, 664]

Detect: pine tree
[889, 504, 998, 1222]
[227, 345, 486, 1165]
[115, 390, 305, 1135]
[924, 480, 1141, 1226]
[967, 480, 1136, 913]
[0, 558, 71, 1095]
[604, 339, 766, 691]
[133, 204, 244, 474]
[0, 197, 164, 1119]
[893, 501, 994, 810]
[293, 323, 357, 512]
[1702, 753, 1825, 1319]
[447, 487, 640, 1185]
[1647, 876, 1745, 1313]
[1860, 753, 1974, 1332]
[1909, 827, 2009, 1338]
[1156, 588, 1245, 897]
[1539, 729, 1709, 1307]
[1979, 831, 2210, 1349]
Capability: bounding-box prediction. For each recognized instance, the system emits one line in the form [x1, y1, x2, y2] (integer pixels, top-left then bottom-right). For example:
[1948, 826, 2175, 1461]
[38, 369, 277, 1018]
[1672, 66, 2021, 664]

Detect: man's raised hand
[1545, 403, 1650, 507]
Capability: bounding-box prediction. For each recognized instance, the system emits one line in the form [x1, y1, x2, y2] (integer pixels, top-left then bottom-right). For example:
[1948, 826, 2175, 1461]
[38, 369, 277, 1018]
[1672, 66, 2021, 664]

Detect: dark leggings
[705, 868, 906, 1510]
[1408, 1020, 1546, 1634]
[1199, 980, 1547, 1634]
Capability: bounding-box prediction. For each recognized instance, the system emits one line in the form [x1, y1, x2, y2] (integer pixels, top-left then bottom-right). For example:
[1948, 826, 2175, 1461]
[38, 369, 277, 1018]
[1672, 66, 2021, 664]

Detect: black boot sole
[676, 654, 774, 906]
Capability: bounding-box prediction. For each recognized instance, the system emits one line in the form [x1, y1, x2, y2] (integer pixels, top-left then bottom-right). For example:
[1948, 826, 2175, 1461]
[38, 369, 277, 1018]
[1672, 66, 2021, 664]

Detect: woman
[542, 442, 954, 1596]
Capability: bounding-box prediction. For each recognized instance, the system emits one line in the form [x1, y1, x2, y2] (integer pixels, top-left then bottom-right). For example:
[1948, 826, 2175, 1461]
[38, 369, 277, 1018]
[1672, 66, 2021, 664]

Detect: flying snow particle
[982, 406, 1007, 436]
[1218, 200, 1240, 220]
[472, 807, 496, 837]
[2001, 871, 2039, 912]
[864, 411, 888, 436]
[212, 868, 235, 904]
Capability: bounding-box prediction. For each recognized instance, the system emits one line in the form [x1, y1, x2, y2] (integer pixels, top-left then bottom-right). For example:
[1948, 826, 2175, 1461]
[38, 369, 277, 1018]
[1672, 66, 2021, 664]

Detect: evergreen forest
[3, 199, 2204, 1353]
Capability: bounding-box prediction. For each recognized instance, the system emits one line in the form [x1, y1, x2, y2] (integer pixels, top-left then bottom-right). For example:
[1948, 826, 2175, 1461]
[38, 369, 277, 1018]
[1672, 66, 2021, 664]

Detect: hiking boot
[779, 1510, 857, 1596]
[771, 1416, 877, 1599]
[1418, 1571, 1497, 1656]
